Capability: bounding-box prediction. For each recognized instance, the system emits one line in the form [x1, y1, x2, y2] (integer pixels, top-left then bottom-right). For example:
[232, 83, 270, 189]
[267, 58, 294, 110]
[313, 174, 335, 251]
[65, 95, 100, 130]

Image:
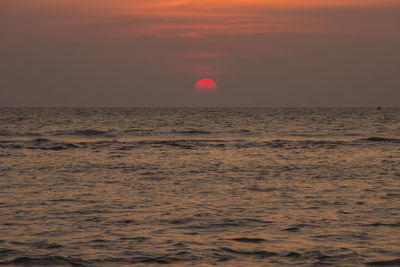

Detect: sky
[1, 0, 399, 107]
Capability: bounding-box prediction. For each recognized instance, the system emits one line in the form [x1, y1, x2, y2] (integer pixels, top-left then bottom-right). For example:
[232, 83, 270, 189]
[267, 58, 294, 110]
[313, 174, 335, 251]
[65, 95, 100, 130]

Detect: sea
[0, 108, 399, 266]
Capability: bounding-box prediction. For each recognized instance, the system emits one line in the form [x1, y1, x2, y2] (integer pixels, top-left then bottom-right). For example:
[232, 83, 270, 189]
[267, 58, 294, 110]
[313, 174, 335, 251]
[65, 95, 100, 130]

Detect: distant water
[0, 108, 400, 266]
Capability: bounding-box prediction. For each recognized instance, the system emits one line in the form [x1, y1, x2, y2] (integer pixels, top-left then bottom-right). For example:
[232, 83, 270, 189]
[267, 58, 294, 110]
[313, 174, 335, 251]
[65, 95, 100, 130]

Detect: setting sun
[195, 78, 218, 93]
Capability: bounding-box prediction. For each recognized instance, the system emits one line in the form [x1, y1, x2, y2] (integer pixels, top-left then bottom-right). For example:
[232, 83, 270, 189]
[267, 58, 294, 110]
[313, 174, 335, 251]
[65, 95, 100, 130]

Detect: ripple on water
[365, 258, 400, 266]
[1, 108, 400, 266]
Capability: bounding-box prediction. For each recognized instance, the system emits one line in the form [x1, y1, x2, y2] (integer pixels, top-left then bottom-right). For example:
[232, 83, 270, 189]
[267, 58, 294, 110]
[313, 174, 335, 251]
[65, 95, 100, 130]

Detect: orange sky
[1, 0, 400, 106]
[9, 0, 400, 37]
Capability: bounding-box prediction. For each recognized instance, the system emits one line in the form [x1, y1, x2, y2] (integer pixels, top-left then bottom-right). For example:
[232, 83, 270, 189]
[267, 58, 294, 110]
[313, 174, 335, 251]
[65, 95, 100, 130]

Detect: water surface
[0, 108, 399, 266]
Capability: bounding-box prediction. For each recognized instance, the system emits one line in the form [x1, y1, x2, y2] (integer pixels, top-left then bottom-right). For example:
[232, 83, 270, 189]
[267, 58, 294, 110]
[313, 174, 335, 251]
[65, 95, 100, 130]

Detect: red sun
[195, 78, 217, 93]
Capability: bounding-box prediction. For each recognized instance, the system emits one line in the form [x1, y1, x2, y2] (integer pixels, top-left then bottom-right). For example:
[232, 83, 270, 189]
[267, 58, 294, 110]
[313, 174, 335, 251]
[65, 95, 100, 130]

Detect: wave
[2, 136, 399, 151]
[0, 249, 366, 266]
[178, 130, 212, 135]
[123, 129, 153, 135]
[175, 218, 273, 230]
[231, 237, 267, 243]
[219, 247, 277, 258]
[51, 129, 111, 137]
[357, 137, 400, 143]
[176, 129, 254, 135]
[365, 258, 400, 266]
[363, 222, 400, 227]
[234, 139, 347, 149]
[0, 131, 41, 137]
[0, 138, 347, 151]
[0, 252, 200, 265]
[0, 139, 78, 150]
[0, 256, 88, 266]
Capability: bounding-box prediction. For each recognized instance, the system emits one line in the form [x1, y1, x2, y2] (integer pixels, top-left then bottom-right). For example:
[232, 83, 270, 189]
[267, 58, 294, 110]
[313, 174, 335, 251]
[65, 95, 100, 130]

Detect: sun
[195, 78, 217, 93]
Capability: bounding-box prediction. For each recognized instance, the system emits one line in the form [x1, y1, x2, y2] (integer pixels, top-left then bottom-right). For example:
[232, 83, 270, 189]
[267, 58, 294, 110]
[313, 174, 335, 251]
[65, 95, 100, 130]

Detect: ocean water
[0, 108, 400, 266]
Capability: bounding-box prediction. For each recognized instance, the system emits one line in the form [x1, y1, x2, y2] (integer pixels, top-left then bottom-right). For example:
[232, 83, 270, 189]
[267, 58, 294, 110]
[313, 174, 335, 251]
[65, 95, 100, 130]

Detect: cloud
[4, 0, 399, 38]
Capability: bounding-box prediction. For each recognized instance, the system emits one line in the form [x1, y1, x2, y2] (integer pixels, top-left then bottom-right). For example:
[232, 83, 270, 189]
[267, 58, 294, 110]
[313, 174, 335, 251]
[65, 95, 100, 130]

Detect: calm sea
[0, 108, 399, 266]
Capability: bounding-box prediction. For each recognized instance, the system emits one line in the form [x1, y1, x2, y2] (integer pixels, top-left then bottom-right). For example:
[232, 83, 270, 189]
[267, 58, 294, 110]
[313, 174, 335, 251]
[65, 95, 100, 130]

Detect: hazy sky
[1, 0, 399, 107]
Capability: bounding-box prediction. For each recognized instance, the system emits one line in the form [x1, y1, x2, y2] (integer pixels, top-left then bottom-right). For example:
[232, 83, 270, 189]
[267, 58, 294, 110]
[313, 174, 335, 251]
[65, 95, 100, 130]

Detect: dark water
[1, 108, 400, 266]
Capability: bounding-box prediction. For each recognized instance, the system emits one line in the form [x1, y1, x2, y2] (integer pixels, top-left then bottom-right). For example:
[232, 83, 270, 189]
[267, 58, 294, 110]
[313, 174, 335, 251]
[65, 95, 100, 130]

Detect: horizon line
[0, 106, 395, 109]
